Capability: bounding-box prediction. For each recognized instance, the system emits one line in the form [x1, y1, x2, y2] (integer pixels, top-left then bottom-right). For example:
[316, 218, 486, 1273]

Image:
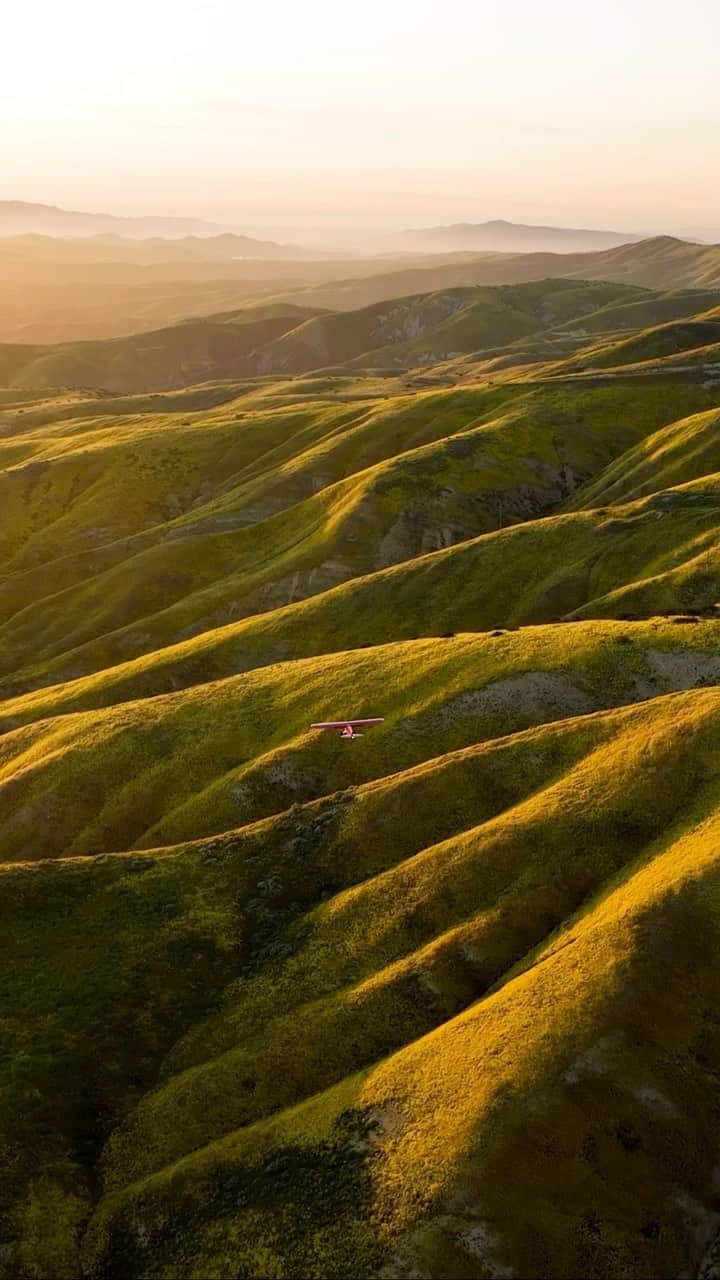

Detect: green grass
[0, 304, 323, 394]
[563, 319, 720, 372]
[2, 279, 720, 1278]
[1, 618, 719, 859]
[5, 680, 720, 1277]
[2, 377, 717, 695]
[253, 279, 640, 376]
[2, 271, 716, 394]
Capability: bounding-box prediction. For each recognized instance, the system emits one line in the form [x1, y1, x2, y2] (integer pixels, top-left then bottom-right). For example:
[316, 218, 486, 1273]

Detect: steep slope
[2, 378, 715, 692]
[562, 319, 720, 371]
[253, 279, 639, 375]
[0, 303, 324, 393]
[2, 267, 719, 393]
[3, 286, 720, 1280]
[2, 618, 719, 860]
[2, 235, 719, 351]
[572, 406, 720, 507]
[5, 665, 720, 1278]
[552, 286, 720, 336]
[272, 236, 720, 312]
[0, 278, 640, 392]
[87, 750, 720, 1280]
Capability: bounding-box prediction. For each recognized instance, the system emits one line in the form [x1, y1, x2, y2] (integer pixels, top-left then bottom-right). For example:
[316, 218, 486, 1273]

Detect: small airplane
[311, 717, 384, 740]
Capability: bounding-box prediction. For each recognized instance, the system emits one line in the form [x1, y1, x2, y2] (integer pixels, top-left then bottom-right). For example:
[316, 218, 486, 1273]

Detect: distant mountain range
[397, 218, 642, 255]
[3, 204, 711, 261]
[0, 200, 239, 239]
[0, 205, 646, 255]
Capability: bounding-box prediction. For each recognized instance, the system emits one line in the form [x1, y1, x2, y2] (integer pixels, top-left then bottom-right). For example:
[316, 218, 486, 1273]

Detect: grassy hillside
[2, 279, 720, 1278]
[2, 238, 490, 345]
[272, 235, 720, 313]
[0, 303, 325, 393]
[2, 234, 720, 350]
[1, 257, 720, 395]
[3, 377, 718, 692]
[0, 278, 642, 392]
[0, 239, 419, 344]
[561, 319, 720, 371]
[252, 280, 638, 375]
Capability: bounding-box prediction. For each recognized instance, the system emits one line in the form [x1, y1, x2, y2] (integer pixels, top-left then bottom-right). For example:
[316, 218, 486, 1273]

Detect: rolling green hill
[0, 238, 444, 344]
[270, 235, 720, 313]
[0, 303, 325, 393]
[2, 233, 720, 350]
[3, 275, 719, 394]
[3, 278, 720, 1279]
[0, 278, 638, 391]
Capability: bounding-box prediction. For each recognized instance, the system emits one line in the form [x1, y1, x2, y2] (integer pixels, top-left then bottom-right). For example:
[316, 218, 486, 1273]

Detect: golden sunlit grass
[3, 280, 720, 1277]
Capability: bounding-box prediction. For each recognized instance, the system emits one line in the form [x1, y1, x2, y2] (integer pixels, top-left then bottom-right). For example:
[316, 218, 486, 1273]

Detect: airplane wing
[311, 718, 384, 730]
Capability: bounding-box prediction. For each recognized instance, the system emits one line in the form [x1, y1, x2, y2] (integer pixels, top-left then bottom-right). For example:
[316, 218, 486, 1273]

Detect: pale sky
[2, 0, 719, 235]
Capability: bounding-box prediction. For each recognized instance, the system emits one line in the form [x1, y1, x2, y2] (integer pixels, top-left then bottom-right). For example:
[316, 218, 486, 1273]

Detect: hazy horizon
[1, 198, 718, 251]
[3, 0, 719, 240]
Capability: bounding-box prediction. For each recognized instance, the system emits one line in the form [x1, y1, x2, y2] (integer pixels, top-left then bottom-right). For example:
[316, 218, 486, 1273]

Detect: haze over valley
[2, 1, 720, 1277]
